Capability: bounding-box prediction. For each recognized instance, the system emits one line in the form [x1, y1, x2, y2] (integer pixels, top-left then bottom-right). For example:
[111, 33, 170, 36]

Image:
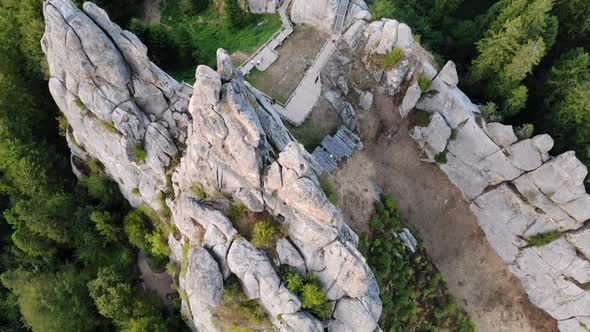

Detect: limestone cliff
[42, 1, 381, 331]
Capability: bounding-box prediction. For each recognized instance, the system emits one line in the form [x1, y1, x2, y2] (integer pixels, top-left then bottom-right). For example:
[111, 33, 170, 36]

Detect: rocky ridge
[42, 1, 381, 331]
[331, 14, 590, 331]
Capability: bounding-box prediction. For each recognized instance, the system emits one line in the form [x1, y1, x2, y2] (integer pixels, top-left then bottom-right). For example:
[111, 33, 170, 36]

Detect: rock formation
[244, 0, 278, 14]
[336, 15, 590, 331]
[290, 0, 371, 33]
[42, 1, 381, 331]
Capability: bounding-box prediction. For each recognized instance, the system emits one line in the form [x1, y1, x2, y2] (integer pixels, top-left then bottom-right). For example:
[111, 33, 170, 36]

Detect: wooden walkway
[310, 126, 362, 175]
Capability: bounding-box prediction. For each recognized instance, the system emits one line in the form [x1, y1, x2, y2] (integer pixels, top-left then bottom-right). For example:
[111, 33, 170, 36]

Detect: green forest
[0, 0, 589, 331]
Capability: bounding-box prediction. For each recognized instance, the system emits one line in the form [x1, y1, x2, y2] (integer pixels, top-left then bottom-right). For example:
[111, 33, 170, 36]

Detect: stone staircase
[310, 126, 362, 175]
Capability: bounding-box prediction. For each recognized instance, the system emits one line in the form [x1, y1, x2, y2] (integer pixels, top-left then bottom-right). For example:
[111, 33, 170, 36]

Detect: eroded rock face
[290, 0, 371, 33]
[245, 0, 278, 13]
[370, 18, 590, 329]
[42, 0, 191, 211]
[44, 2, 382, 330]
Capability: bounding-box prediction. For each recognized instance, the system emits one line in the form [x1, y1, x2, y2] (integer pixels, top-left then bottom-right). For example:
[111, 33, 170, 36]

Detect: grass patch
[245, 68, 291, 104]
[450, 128, 458, 141]
[319, 176, 338, 206]
[161, 0, 281, 81]
[283, 270, 332, 319]
[227, 201, 249, 223]
[434, 152, 448, 164]
[132, 188, 140, 195]
[191, 182, 207, 199]
[359, 196, 475, 331]
[132, 144, 147, 163]
[418, 75, 432, 92]
[526, 231, 562, 247]
[385, 46, 404, 68]
[416, 111, 432, 127]
[213, 276, 272, 330]
[251, 220, 287, 249]
[288, 119, 332, 152]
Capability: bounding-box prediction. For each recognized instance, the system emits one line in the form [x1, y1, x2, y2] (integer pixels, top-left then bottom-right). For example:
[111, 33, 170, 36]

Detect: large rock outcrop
[352, 18, 590, 330]
[290, 0, 371, 33]
[244, 0, 278, 13]
[43, 1, 382, 331]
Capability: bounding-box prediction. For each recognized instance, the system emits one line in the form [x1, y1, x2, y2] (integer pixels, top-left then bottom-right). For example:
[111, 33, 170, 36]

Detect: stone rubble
[43, 1, 382, 331]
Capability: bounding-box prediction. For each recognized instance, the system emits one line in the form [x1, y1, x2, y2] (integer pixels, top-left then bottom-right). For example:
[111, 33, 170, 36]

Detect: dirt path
[332, 87, 558, 332]
[138, 253, 175, 307]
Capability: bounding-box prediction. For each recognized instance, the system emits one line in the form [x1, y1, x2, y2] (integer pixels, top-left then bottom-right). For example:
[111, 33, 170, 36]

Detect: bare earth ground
[246, 25, 328, 102]
[331, 86, 558, 332]
[142, 0, 162, 23]
[138, 253, 176, 307]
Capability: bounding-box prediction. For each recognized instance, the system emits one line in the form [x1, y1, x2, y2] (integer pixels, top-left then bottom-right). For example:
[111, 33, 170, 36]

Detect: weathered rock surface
[245, 0, 278, 13]
[43, 0, 191, 211]
[372, 17, 590, 329]
[410, 112, 450, 160]
[44, 1, 382, 331]
[291, 0, 370, 33]
[183, 246, 224, 331]
[485, 122, 517, 148]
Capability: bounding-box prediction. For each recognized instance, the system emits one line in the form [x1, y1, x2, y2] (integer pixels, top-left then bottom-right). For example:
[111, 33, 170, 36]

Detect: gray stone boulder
[485, 122, 517, 148]
[290, 0, 338, 32]
[511, 239, 590, 320]
[276, 238, 306, 274]
[410, 112, 450, 160]
[343, 20, 368, 50]
[400, 82, 421, 118]
[245, 0, 278, 13]
[416, 75, 479, 128]
[396, 23, 414, 49]
[437, 61, 459, 87]
[277, 312, 323, 332]
[374, 19, 399, 55]
[566, 228, 590, 259]
[329, 297, 379, 332]
[227, 238, 301, 317]
[359, 91, 374, 111]
[184, 245, 224, 331]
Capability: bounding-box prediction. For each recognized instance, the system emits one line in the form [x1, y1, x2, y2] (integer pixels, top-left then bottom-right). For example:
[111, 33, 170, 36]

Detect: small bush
[284, 271, 332, 319]
[74, 96, 88, 111]
[146, 230, 171, 258]
[416, 111, 432, 127]
[319, 177, 338, 206]
[385, 47, 404, 67]
[213, 277, 272, 330]
[132, 145, 148, 163]
[527, 231, 562, 247]
[191, 182, 207, 199]
[57, 115, 69, 137]
[227, 201, 248, 222]
[251, 220, 287, 249]
[156, 191, 172, 218]
[450, 129, 458, 141]
[123, 209, 151, 252]
[132, 188, 140, 195]
[480, 102, 502, 122]
[418, 75, 432, 92]
[435, 152, 448, 164]
[515, 123, 534, 140]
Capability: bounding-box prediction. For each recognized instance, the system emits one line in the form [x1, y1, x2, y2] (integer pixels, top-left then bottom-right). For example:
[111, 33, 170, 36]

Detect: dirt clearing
[246, 25, 328, 103]
[331, 87, 558, 332]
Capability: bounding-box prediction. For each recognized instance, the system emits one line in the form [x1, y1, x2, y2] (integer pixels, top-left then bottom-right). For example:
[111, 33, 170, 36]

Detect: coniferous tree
[469, 0, 557, 117]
